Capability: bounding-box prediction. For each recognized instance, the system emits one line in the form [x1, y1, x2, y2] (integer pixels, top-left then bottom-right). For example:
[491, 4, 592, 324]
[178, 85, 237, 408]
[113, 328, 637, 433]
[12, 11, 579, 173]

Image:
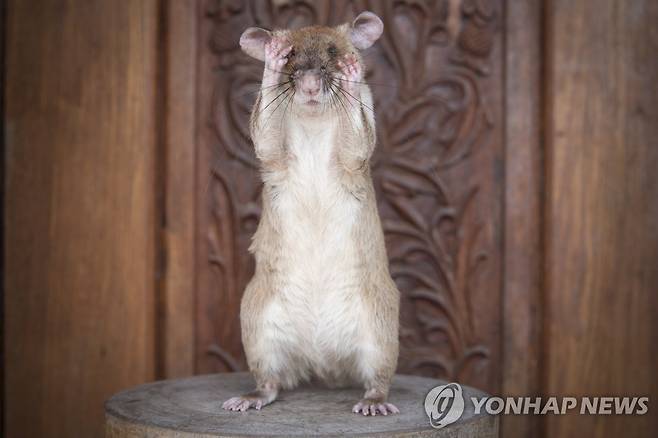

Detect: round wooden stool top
[105, 372, 498, 437]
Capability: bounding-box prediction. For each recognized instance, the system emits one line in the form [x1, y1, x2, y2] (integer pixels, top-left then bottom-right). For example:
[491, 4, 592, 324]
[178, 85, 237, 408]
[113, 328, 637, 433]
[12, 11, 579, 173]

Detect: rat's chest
[262, 126, 366, 363]
[271, 129, 361, 277]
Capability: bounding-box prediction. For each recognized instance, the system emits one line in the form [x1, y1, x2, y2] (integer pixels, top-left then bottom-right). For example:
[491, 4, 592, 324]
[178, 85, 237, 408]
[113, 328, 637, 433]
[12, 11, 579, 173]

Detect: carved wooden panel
[195, 0, 503, 393]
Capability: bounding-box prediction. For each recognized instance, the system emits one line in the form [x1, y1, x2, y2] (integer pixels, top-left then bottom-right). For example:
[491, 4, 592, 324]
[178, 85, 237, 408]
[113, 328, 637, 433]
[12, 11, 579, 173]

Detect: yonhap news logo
[424, 383, 465, 429]
[424, 383, 649, 429]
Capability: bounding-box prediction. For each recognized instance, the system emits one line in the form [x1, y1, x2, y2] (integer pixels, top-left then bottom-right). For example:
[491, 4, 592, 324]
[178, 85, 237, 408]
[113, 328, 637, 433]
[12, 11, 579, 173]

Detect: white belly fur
[262, 120, 367, 384]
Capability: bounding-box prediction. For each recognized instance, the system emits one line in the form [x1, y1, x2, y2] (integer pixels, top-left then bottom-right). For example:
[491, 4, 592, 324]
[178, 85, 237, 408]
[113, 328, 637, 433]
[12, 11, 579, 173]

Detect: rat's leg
[351, 328, 400, 416]
[222, 379, 279, 412]
[251, 37, 293, 167]
[333, 54, 376, 172]
[222, 323, 301, 412]
[223, 280, 300, 412]
[261, 37, 292, 89]
[351, 282, 400, 416]
[335, 53, 363, 98]
[352, 366, 400, 416]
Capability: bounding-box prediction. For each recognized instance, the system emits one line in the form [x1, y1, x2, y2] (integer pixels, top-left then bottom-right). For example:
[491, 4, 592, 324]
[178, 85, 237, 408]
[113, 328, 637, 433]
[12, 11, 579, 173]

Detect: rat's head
[240, 12, 383, 113]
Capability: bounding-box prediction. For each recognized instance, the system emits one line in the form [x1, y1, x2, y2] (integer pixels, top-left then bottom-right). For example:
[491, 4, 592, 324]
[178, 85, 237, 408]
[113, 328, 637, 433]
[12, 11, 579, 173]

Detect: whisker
[327, 81, 357, 128]
[259, 80, 293, 93]
[330, 80, 375, 115]
[261, 87, 293, 129]
[330, 80, 375, 114]
[264, 66, 293, 76]
[333, 95, 352, 128]
[330, 82, 354, 108]
[279, 88, 295, 131]
[322, 76, 334, 113]
[232, 80, 293, 101]
[259, 85, 292, 114]
[336, 77, 398, 89]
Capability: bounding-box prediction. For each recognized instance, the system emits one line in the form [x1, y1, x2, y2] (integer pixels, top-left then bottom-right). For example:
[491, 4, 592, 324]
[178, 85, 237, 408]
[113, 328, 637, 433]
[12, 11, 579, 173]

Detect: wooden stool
[105, 372, 498, 437]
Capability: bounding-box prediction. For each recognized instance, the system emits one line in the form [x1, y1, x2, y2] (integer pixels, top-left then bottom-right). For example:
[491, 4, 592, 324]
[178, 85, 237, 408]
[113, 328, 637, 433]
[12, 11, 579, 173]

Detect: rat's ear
[240, 27, 272, 61]
[349, 11, 383, 50]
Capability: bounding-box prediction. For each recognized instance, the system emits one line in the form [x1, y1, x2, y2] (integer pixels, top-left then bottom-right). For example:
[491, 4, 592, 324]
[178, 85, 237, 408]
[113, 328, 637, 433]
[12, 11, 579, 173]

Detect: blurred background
[2, 0, 657, 437]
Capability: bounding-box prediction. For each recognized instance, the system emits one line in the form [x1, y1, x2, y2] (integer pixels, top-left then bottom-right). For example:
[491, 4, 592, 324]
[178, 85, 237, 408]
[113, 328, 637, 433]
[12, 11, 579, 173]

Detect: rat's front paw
[336, 53, 362, 97]
[352, 398, 400, 416]
[263, 38, 292, 81]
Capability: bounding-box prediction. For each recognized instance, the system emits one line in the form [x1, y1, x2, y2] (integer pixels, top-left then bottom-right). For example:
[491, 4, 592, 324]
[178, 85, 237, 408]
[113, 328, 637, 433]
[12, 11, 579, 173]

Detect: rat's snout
[298, 71, 321, 97]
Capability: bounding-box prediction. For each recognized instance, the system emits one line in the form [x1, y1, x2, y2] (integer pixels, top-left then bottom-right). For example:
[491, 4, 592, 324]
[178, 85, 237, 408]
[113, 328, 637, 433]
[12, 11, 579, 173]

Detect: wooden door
[5, 1, 657, 437]
[4, 1, 159, 436]
[188, 0, 506, 394]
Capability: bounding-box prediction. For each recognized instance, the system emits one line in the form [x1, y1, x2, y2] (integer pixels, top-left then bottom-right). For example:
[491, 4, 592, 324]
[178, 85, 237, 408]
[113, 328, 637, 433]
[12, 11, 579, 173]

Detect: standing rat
[222, 11, 400, 416]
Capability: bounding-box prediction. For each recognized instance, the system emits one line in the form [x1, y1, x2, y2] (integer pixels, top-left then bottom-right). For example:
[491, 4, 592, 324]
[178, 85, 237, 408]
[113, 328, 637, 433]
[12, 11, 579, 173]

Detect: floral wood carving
[198, 0, 502, 392]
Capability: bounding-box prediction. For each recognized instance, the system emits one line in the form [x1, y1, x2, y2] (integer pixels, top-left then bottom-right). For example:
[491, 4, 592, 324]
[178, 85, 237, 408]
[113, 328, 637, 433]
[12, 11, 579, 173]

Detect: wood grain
[160, 0, 197, 379]
[1, 0, 6, 432]
[4, 0, 158, 436]
[544, 0, 658, 436]
[502, 1, 543, 437]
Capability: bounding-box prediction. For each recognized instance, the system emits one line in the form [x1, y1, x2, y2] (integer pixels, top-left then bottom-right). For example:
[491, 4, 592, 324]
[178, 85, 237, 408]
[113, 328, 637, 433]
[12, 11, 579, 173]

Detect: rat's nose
[300, 72, 321, 97]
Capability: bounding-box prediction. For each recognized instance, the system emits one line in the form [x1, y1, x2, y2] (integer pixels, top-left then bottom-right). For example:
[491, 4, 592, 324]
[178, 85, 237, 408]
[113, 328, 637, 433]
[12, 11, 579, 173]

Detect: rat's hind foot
[222, 386, 278, 412]
[222, 395, 267, 412]
[352, 398, 400, 416]
[353, 385, 400, 416]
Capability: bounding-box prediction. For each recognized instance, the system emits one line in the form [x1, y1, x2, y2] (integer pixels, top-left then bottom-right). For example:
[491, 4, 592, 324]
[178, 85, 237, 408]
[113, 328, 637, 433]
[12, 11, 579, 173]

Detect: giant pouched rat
[222, 11, 400, 416]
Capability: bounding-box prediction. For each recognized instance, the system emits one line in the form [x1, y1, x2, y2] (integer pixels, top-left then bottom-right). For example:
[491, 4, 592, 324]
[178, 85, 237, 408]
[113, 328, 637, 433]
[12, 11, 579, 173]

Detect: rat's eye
[327, 45, 337, 57]
[287, 49, 296, 59]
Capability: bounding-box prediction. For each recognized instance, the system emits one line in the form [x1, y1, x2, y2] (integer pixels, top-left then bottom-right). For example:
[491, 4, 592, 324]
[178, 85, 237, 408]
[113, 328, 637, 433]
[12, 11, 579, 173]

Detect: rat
[222, 11, 400, 416]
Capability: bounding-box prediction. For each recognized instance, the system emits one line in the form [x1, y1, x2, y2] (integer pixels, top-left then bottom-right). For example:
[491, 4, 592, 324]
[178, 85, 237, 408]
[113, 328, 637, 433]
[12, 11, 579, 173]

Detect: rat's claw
[352, 399, 400, 416]
[264, 39, 292, 73]
[223, 394, 272, 412]
[385, 403, 400, 414]
[279, 45, 293, 58]
[222, 396, 247, 411]
[265, 40, 276, 58]
[336, 54, 362, 94]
